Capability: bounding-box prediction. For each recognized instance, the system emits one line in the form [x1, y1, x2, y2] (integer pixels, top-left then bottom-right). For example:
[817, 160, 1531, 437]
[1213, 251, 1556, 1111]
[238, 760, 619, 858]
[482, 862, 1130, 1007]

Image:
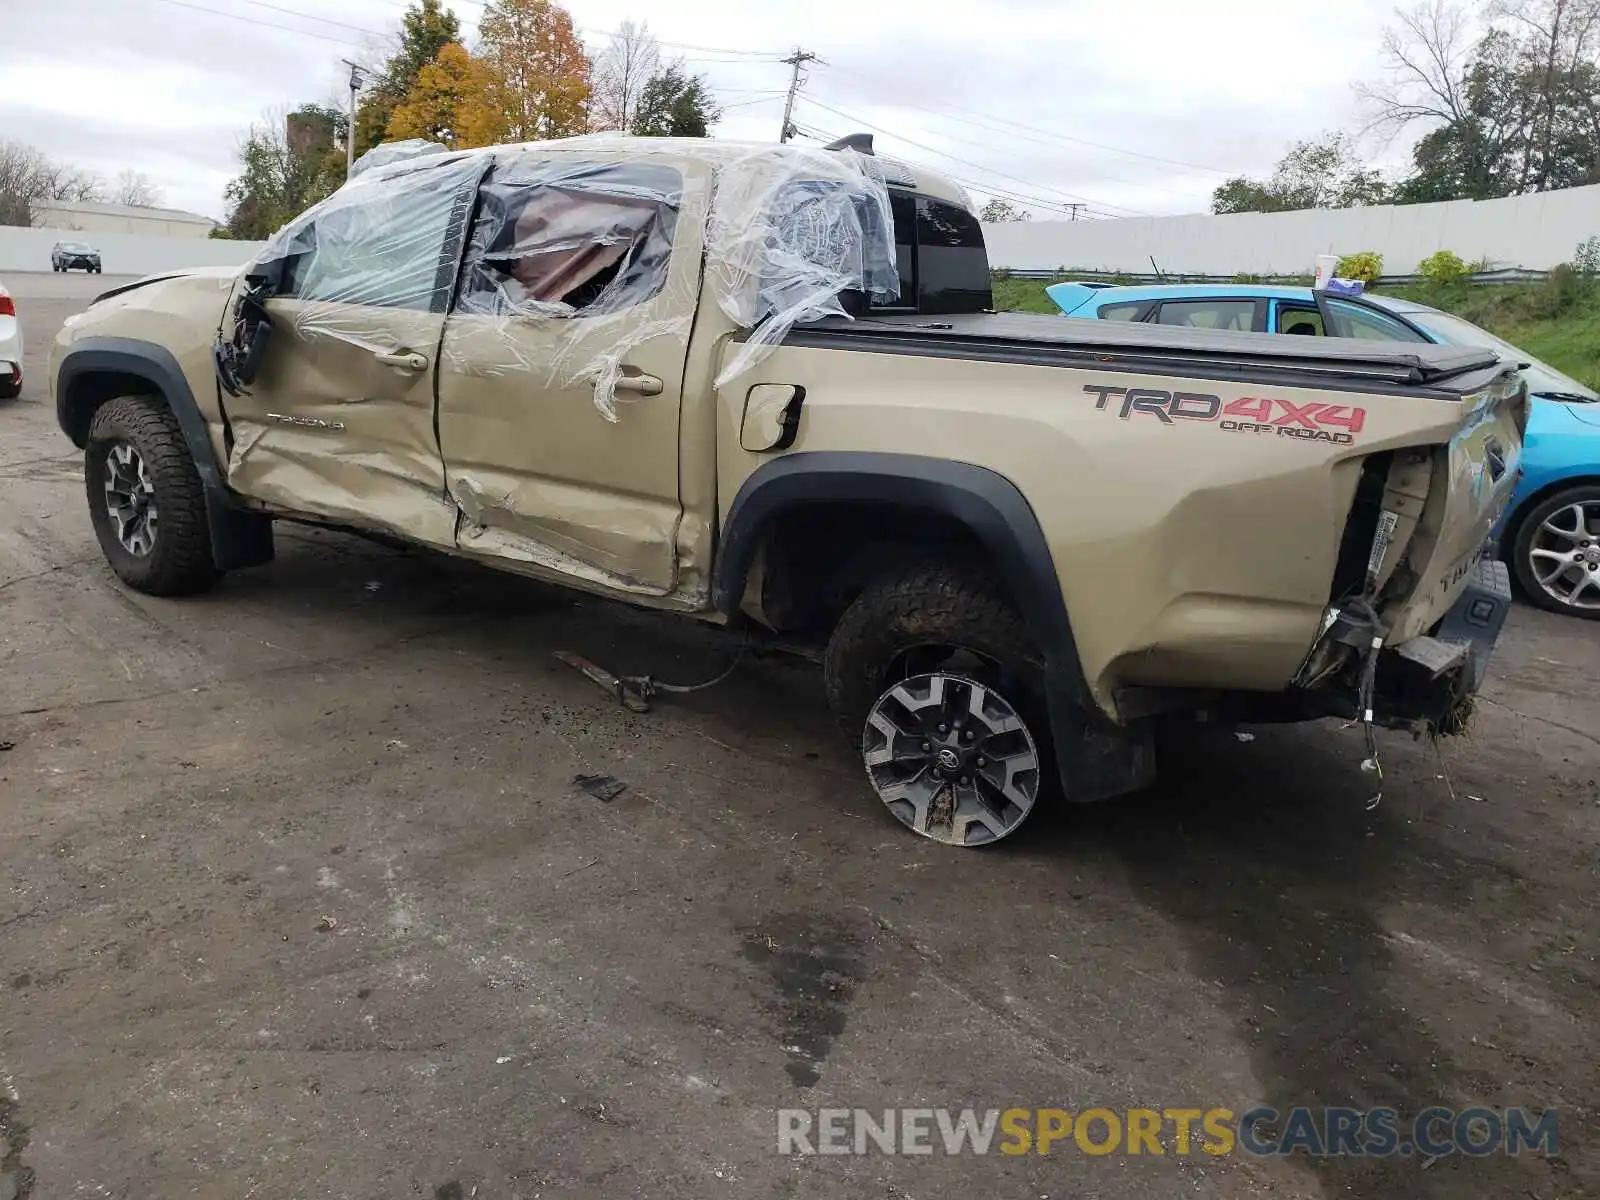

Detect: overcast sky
[0, 0, 1419, 222]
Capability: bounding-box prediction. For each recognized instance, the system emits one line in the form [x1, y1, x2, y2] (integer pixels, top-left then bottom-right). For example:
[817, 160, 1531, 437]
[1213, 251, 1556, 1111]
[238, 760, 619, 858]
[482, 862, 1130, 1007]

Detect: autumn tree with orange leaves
[386, 42, 504, 149]
[476, 0, 591, 141]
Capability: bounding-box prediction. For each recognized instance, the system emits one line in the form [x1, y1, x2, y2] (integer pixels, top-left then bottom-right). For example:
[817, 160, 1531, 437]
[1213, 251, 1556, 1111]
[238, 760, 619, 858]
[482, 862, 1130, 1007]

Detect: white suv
[0, 279, 21, 399]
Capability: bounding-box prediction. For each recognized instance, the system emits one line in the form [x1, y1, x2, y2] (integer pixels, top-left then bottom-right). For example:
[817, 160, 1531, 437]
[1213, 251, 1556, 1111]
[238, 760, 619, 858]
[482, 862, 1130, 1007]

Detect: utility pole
[778, 48, 819, 143]
[1066, 203, 1084, 222]
[340, 59, 368, 178]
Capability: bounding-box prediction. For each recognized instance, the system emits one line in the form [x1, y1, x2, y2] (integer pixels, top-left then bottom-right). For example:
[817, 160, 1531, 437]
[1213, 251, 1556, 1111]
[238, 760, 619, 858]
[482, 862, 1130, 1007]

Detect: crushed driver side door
[218, 155, 485, 546]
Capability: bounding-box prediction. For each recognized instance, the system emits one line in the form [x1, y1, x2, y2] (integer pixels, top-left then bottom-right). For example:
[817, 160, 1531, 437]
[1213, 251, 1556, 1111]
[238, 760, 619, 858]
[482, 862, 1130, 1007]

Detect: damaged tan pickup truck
[53, 134, 1528, 846]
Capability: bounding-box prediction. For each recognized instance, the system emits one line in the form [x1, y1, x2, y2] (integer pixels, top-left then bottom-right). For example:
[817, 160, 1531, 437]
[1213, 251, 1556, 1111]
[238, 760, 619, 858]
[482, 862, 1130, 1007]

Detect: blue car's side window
[1277, 302, 1325, 336]
[1096, 302, 1144, 321]
[1151, 299, 1255, 331]
[1324, 299, 1428, 343]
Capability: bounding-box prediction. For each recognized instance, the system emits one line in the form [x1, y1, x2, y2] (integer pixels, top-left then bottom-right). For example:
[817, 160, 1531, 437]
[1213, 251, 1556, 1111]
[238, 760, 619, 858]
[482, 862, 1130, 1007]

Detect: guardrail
[996, 267, 1553, 286]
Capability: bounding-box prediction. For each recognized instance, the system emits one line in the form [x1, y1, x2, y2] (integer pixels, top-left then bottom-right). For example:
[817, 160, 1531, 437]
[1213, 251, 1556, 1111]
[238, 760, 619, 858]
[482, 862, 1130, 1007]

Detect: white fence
[10, 179, 1598, 283]
[982, 183, 1600, 276]
[0, 225, 265, 277]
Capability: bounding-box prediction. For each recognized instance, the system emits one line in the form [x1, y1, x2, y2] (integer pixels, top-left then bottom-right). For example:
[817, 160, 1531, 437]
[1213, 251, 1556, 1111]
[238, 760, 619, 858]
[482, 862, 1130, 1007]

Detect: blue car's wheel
[1510, 484, 1600, 619]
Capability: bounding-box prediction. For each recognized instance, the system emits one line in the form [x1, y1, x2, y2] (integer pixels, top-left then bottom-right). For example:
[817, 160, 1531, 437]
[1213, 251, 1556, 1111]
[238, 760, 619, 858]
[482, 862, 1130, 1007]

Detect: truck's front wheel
[824, 564, 1049, 847]
[85, 395, 218, 596]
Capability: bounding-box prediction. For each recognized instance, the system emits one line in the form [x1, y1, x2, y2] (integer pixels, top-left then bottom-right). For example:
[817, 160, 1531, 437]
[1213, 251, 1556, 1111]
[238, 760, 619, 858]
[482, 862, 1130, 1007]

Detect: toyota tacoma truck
[52, 134, 1527, 847]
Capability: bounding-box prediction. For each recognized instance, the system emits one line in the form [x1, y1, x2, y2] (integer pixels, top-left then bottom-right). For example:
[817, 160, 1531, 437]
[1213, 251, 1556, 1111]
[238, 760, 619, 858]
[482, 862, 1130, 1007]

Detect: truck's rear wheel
[824, 564, 1048, 847]
[85, 395, 218, 596]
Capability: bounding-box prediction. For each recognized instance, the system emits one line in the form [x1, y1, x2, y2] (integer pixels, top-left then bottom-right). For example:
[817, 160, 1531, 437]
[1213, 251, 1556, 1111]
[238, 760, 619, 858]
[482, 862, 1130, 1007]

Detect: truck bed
[794, 311, 1505, 394]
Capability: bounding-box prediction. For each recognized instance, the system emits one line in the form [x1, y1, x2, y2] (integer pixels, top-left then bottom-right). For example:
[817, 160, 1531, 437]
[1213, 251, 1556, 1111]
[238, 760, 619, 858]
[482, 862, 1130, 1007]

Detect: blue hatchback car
[1048, 282, 1600, 620]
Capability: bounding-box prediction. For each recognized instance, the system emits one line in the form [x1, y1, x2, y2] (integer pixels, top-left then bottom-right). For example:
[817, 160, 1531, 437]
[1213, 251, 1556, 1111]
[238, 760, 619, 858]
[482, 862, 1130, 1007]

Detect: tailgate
[1382, 368, 1527, 643]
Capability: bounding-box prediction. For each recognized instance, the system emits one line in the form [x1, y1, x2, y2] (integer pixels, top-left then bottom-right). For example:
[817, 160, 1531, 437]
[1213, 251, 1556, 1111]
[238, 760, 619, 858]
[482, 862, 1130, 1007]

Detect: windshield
[60, 242, 92, 252]
[1405, 310, 1597, 401]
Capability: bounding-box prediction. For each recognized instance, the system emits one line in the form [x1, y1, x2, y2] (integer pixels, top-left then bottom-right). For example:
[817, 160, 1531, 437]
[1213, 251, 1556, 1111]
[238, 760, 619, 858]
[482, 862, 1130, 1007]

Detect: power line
[387, 0, 785, 56]
[719, 94, 785, 110]
[587, 34, 783, 59]
[792, 120, 1118, 219]
[139, 0, 369, 45]
[808, 95, 1199, 200]
[797, 94, 1143, 215]
[816, 61, 1231, 175]
[797, 120, 1122, 220]
[254, 0, 790, 60]
[227, 0, 388, 36]
[797, 95, 1149, 216]
[931, 104, 1230, 178]
[827, 102, 1220, 200]
[139, 0, 790, 72]
[944, 176, 1118, 220]
[132, 0, 789, 77]
[790, 122, 1026, 208]
[671, 55, 788, 65]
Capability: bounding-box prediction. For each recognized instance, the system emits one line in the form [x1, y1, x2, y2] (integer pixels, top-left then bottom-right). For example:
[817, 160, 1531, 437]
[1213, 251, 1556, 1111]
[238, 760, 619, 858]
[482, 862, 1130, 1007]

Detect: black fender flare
[56, 336, 273, 572]
[713, 452, 1154, 802]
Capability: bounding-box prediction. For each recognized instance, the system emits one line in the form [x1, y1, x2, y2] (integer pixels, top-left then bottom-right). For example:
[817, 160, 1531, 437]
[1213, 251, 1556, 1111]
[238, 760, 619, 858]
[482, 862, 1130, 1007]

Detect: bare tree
[589, 20, 660, 131]
[1355, 0, 1479, 134]
[0, 141, 47, 226]
[1356, 1, 1541, 197]
[0, 139, 104, 226]
[1492, 0, 1600, 187]
[1358, 0, 1600, 196]
[112, 168, 164, 208]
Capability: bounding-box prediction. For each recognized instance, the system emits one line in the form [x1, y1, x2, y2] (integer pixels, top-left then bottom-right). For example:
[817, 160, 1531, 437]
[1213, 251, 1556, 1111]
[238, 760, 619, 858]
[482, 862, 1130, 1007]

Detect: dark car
[52, 241, 102, 273]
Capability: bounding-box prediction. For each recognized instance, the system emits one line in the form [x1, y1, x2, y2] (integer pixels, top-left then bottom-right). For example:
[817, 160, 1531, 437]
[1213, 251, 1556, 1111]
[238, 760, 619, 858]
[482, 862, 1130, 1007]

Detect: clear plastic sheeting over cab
[349, 137, 450, 179]
[239, 138, 901, 419]
[703, 143, 899, 387]
[247, 152, 487, 314]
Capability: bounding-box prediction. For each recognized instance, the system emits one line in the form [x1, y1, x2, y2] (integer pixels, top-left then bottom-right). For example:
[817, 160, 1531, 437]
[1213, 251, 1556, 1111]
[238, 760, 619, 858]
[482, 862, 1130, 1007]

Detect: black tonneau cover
[797, 311, 1506, 391]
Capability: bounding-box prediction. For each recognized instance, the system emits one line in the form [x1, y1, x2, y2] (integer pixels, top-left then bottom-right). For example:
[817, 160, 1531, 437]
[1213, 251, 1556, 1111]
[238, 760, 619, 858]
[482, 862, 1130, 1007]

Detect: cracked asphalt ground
[1, 271, 1597, 1200]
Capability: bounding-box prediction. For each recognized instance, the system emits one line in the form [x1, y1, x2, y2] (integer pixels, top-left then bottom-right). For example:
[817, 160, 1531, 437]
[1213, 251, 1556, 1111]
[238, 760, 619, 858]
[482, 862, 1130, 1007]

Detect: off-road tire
[85, 395, 218, 596]
[825, 563, 1048, 744]
[1509, 483, 1600, 619]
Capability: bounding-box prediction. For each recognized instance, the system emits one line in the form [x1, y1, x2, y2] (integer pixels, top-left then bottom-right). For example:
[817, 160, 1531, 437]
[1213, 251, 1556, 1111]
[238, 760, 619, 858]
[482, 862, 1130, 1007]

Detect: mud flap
[1045, 679, 1157, 803]
[204, 489, 275, 572]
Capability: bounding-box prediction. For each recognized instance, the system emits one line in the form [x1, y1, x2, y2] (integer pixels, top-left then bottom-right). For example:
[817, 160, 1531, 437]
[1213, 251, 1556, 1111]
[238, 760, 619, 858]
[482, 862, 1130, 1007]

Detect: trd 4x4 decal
[1081, 385, 1364, 445]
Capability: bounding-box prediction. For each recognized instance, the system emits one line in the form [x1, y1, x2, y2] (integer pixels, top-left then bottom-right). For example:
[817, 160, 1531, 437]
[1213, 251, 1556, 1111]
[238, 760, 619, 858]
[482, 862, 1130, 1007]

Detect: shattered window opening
[458, 160, 683, 322]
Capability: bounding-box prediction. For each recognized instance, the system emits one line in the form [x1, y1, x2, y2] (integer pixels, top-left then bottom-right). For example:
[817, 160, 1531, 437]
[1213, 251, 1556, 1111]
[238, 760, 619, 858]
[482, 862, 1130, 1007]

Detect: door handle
[374, 350, 429, 372]
[612, 372, 664, 396]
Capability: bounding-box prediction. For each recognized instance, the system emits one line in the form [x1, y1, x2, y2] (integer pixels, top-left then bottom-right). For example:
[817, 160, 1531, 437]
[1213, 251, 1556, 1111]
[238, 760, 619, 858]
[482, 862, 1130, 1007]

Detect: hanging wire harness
[553, 638, 749, 713]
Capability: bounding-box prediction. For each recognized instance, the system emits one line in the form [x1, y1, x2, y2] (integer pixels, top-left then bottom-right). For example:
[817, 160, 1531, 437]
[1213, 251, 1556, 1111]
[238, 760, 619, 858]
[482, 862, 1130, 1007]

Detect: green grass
[1376, 275, 1600, 390]
[991, 272, 1600, 390]
[990, 274, 1070, 314]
